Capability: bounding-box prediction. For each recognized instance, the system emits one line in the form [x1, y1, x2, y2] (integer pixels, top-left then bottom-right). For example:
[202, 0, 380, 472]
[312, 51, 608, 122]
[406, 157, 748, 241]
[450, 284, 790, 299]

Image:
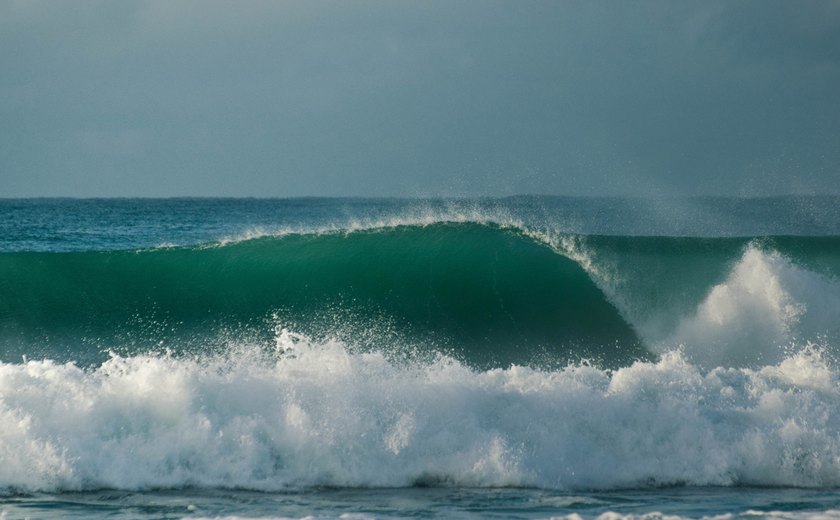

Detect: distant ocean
[2, 196, 840, 520]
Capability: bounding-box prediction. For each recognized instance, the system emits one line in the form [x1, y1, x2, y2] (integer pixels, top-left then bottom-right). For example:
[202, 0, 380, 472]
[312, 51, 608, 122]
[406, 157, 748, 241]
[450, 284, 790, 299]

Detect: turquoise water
[2, 197, 840, 519]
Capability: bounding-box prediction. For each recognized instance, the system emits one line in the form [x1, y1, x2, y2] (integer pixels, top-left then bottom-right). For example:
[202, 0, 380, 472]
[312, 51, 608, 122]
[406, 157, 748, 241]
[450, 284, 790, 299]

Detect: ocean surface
[2, 196, 840, 519]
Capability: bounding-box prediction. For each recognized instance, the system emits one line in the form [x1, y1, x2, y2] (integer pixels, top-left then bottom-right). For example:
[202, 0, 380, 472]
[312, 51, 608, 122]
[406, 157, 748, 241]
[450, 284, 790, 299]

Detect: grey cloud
[1, 0, 839, 197]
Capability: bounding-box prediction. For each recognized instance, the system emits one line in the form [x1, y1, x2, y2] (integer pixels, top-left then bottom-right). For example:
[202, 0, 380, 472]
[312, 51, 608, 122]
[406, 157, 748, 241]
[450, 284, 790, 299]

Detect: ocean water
[2, 196, 840, 519]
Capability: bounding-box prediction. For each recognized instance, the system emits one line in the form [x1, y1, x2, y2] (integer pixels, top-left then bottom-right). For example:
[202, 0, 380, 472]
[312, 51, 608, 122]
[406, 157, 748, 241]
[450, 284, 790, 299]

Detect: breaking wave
[2, 333, 840, 493]
[2, 217, 840, 494]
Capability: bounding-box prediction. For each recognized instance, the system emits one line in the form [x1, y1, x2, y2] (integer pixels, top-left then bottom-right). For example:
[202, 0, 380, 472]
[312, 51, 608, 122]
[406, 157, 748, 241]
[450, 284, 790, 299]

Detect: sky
[1, 0, 839, 197]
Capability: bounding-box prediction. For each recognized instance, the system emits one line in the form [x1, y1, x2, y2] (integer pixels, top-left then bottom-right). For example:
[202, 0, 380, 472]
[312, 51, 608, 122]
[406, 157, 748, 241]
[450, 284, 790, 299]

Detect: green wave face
[0, 223, 646, 368]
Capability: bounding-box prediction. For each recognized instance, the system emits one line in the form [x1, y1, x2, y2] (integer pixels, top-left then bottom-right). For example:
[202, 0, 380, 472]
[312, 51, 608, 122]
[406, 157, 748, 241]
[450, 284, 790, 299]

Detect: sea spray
[666, 245, 840, 367]
[532, 232, 840, 367]
[2, 331, 840, 494]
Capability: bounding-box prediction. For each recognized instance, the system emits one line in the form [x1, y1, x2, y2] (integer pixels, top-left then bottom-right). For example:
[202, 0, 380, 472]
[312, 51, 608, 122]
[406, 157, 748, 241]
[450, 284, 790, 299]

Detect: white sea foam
[666, 245, 840, 368]
[541, 232, 840, 368]
[2, 330, 840, 494]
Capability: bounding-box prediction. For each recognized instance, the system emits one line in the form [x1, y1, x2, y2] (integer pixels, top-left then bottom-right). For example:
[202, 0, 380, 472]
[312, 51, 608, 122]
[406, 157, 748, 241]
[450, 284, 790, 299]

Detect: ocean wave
[0, 222, 645, 368]
[2, 221, 840, 369]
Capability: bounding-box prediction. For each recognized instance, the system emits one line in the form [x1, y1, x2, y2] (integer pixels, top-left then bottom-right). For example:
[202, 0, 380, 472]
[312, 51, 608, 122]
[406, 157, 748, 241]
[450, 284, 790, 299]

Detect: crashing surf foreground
[2, 335, 840, 492]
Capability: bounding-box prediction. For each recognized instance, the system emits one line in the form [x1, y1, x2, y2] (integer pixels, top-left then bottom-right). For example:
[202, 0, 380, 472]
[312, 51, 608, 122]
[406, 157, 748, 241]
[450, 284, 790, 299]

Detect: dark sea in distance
[2, 196, 840, 519]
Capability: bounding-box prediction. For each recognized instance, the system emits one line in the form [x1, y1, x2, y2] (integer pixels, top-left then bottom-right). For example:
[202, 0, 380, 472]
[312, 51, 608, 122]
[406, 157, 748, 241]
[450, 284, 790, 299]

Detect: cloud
[1, 0, 839, 196]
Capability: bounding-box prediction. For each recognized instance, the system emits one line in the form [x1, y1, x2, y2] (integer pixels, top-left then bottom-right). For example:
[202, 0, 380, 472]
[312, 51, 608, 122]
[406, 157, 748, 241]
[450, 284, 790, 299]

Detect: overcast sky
[2, 0, 839, 197]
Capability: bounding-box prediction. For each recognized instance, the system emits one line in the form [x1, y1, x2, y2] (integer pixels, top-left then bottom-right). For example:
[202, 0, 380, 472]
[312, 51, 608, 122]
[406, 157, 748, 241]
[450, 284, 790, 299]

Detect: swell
[0, 222, 646, 368]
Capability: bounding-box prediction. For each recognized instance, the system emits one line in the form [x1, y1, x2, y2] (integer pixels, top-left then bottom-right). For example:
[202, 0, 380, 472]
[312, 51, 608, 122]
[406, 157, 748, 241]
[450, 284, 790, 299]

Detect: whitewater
[2, 196, 840, 519]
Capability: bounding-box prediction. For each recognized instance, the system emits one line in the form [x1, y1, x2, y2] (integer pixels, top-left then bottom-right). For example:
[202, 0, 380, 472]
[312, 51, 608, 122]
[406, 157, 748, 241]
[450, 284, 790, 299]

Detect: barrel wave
[0, 222, 645, 368]
[3, 200, 840, 498]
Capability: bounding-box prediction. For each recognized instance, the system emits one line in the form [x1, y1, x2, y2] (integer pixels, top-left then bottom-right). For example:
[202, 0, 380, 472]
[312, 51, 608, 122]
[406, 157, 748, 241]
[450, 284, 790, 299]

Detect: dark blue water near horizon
[2, 196, 840, 519]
